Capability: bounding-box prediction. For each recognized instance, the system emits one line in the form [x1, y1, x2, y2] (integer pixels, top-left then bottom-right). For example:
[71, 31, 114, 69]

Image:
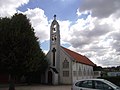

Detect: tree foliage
[0, 13, 48, 76]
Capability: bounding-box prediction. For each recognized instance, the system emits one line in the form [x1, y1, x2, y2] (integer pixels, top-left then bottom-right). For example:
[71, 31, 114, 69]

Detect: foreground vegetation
[0, 13, 48, 89]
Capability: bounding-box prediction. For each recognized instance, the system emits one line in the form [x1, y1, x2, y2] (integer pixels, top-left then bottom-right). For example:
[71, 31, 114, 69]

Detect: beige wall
[59, 48, 72, 84]
[72, 61, 94, 83]
[59, 48, 94, 84]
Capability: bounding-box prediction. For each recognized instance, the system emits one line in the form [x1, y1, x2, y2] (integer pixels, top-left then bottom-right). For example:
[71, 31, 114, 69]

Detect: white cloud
[0, 0, 119, 67]
[21, 8, 50, 42]
[69, 17, 120, 67]
[79, 0, 120, 19]
[0, 0, 29, 17]
[58, 20, 71, 43]
[67, 0, 120, 67]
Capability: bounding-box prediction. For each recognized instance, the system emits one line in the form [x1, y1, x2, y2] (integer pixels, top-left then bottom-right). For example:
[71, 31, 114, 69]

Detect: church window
[87, 69, 90, 76]
[73, 71, 76, 76]
[54, 24, 57, 28]
[89, 69, 91, 76]
[88, 69, 91, 76]
[52, 24, 57, 33]
[91, 70, 93, 76]
[54, 35, 57, 40]
[83, 68, 86, 76]
[63, 71, 69, 77]
[52, 35, 57, 43]
[52, 48, 56, 66]
[52, 27, 56, 33]
[78, 66, 82, 76]
[63, 58, 69, 69]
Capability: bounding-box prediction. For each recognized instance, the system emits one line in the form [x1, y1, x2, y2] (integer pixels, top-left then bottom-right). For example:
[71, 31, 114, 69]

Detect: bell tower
[50, 15, 60, 49]
[50, 15, 60, 71]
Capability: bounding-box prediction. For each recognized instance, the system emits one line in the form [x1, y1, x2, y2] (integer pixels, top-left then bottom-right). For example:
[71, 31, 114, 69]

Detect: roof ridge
[62, 46, 83, 56]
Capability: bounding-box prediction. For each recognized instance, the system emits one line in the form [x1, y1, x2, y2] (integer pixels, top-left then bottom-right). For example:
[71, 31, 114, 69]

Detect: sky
[0, 0, 120, 67]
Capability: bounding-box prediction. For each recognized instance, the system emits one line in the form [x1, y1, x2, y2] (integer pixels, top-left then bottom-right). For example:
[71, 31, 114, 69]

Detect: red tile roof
[62, 47, 95, 66]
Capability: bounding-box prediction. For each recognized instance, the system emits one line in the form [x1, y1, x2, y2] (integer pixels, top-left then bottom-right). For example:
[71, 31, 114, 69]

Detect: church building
[45, 15, 96, 85]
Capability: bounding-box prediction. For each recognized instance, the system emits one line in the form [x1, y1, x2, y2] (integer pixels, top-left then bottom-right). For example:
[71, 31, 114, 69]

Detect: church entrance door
[48, 71, 52, 84]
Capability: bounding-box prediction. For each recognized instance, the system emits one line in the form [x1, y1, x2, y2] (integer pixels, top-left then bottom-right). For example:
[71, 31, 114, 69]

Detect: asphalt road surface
[0, 85, 71, 90]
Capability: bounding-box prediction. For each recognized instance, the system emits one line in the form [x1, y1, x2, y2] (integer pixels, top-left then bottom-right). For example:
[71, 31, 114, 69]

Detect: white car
[72, 79, 120, 90]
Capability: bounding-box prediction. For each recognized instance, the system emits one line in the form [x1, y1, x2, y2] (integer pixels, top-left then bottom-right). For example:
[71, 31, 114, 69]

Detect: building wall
[46, 51, 51, 65]
[72, 61, 94, 83]
[94, 71, 102, 78]
[46, 48, 94, 85]
[59, 48, 72, 84]
[59, 48, 94, 84]
[46, 51, 59, 85]
[107, 72, 120, 77]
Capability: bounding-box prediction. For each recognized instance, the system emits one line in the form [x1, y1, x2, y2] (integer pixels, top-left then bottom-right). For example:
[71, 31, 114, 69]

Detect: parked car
[72, 79, 120, 90]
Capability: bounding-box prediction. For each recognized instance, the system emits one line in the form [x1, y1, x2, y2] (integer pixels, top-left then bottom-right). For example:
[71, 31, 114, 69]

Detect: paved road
[0, 85, 71, 90]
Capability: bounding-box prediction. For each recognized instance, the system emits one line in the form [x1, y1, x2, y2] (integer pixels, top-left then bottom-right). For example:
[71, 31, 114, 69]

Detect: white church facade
[45, 15, 96, 85]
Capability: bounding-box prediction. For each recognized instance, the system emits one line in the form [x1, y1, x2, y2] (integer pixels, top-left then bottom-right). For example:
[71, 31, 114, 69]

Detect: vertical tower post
[49, 15, 60, 84]
[50, 15, 60, 69]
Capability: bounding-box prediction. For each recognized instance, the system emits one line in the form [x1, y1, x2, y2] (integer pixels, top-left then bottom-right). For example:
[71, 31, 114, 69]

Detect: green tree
[0, 13, 48, 89]
[0, 17, 11, 73]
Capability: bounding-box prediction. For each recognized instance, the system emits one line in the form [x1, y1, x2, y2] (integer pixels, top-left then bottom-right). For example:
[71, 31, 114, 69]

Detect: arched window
[91, 69, 93, 76]
[84, 68, 86, 76]
[88, 69, 90, 76]
[52, 35, 57, 43]
[73, 71, 76, 76]
[78, 66, 82, 76]
[63, 58, 69, 69]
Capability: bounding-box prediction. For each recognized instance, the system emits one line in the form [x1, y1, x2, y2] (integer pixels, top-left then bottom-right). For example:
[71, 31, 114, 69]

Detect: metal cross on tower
[54, 15, 56, 20]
